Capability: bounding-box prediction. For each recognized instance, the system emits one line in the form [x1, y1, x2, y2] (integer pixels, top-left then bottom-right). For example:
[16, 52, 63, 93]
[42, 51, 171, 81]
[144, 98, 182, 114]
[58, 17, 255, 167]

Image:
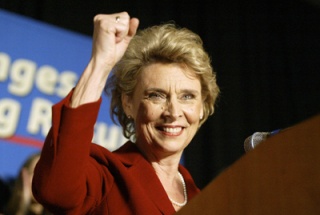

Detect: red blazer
[32, 92, 200, 215]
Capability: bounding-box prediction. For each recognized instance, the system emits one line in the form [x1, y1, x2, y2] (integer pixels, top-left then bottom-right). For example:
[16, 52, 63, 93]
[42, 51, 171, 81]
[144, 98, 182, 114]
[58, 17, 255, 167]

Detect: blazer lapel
[114, 142, 176, 214]
[129, 158, 176, 214]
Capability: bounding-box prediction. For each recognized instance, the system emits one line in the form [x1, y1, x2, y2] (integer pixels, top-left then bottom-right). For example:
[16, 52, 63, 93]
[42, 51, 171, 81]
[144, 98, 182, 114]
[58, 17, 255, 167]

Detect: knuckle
[93, 14, 103, 22]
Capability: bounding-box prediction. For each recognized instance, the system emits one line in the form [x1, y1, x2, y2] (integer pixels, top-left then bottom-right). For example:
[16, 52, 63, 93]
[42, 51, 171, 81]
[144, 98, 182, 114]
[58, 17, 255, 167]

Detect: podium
[177, 114, 320, 215]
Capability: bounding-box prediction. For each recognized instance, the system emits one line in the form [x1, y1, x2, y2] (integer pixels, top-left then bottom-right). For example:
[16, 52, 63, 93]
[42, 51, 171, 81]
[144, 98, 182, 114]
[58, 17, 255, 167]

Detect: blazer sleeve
[32, 90, 113, 214]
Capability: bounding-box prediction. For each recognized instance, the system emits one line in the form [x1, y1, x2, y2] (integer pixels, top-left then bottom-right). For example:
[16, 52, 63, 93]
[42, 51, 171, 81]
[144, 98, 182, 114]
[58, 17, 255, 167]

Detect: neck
[152, 161, 179, 181]
[135, 140, 183, 169]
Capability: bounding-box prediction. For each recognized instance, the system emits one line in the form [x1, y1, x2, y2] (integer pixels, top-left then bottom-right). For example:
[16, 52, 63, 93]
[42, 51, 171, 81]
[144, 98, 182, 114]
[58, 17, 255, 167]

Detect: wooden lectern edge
[176, 114, 320, 215]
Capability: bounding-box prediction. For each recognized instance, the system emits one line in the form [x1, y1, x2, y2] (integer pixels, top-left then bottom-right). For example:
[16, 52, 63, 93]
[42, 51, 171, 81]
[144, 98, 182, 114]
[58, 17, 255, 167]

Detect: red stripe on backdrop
[2, 135, 43, 148]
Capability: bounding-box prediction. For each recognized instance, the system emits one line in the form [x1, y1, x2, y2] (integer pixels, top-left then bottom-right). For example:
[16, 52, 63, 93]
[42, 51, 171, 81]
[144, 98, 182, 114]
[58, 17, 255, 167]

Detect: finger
[128, 18, 140, 38]
[113, 11, 130, 24]
[114, 13, 131, 43]
[115, 17, 139, 44]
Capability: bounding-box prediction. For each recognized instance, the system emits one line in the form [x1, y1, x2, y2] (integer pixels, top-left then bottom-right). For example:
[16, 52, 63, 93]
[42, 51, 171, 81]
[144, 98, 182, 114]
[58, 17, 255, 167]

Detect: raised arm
[32, 12, 139, 214]
[71, 12, 139, 108]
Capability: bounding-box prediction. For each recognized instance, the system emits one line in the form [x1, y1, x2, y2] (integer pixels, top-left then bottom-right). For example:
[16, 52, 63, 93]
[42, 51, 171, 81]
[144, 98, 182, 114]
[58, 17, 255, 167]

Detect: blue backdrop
[0, 9, 126, 180]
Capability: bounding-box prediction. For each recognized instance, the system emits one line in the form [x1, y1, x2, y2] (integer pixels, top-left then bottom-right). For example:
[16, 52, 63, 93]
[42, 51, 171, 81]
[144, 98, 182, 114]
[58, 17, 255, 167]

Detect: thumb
[128, 18, 140, 38]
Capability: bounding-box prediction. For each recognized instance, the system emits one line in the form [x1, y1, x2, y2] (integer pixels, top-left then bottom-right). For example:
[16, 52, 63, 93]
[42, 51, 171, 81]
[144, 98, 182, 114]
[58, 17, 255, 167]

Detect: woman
[32, 11, 219, 215]
[5, 153, 51, 215]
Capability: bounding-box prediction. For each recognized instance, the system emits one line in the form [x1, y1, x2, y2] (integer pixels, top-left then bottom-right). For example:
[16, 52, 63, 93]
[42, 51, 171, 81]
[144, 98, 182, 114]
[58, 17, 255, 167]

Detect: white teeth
[163, 127, 182, 133]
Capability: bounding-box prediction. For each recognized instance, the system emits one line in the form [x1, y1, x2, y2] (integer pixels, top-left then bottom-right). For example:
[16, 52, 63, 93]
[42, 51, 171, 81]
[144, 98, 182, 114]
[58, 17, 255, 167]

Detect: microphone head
[244, 132, 271, 153]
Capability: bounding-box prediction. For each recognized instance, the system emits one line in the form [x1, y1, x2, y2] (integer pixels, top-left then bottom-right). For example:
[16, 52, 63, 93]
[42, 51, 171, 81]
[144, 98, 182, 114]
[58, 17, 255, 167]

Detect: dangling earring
[200, 115, 203, 120]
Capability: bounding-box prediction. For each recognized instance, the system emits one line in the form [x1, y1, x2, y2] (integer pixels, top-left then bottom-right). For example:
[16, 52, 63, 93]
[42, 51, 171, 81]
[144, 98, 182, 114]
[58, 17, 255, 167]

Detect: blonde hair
[106, 23, 219, 138]
[4, 153, 41, 214]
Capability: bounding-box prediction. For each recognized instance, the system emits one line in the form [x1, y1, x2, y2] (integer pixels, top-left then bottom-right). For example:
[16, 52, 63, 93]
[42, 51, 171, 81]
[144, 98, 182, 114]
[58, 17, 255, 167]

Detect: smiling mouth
[158, 126, 183, 135]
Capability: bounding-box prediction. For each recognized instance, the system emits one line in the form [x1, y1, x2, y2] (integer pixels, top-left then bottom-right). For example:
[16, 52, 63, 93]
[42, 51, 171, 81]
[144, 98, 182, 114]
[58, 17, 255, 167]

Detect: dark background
[1, 0, 320, 189]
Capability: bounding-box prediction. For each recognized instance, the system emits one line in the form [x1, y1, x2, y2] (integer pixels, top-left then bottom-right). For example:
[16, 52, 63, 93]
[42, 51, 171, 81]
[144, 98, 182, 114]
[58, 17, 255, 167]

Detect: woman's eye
[148, 92, 165, 100]
[182, 94, 195, 100]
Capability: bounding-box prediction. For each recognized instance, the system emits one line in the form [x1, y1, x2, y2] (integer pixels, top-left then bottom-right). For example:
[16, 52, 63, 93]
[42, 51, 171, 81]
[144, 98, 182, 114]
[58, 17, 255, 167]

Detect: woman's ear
[122, 93, 133, 118]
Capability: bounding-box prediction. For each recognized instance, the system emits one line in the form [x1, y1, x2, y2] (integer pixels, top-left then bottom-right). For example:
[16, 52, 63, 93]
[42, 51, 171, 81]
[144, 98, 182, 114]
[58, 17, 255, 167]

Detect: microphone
[244, 129, 281, 153]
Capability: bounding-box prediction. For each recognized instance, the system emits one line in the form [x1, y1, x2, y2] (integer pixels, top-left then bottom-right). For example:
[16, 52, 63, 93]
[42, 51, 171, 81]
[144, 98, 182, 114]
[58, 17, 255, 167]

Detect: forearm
[70, 58, 113, 108]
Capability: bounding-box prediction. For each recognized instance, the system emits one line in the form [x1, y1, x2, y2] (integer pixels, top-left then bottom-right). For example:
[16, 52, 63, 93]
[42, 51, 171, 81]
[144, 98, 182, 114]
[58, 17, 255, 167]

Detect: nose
[163, 98, 183, 120]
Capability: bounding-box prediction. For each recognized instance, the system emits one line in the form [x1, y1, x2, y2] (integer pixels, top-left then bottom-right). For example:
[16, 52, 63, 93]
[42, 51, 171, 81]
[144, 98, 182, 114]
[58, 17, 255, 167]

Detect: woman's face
[123, 63, 203, 158]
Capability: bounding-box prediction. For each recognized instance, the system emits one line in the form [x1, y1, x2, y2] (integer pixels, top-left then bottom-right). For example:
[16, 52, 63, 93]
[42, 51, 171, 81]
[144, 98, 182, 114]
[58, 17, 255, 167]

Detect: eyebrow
[145, 88, 200, 95]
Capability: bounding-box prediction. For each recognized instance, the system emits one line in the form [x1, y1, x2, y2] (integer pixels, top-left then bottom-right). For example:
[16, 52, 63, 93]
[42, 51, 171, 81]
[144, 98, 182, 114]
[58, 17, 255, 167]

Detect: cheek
[136, 103, 162, 122]
[184, 105, 202, 122]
